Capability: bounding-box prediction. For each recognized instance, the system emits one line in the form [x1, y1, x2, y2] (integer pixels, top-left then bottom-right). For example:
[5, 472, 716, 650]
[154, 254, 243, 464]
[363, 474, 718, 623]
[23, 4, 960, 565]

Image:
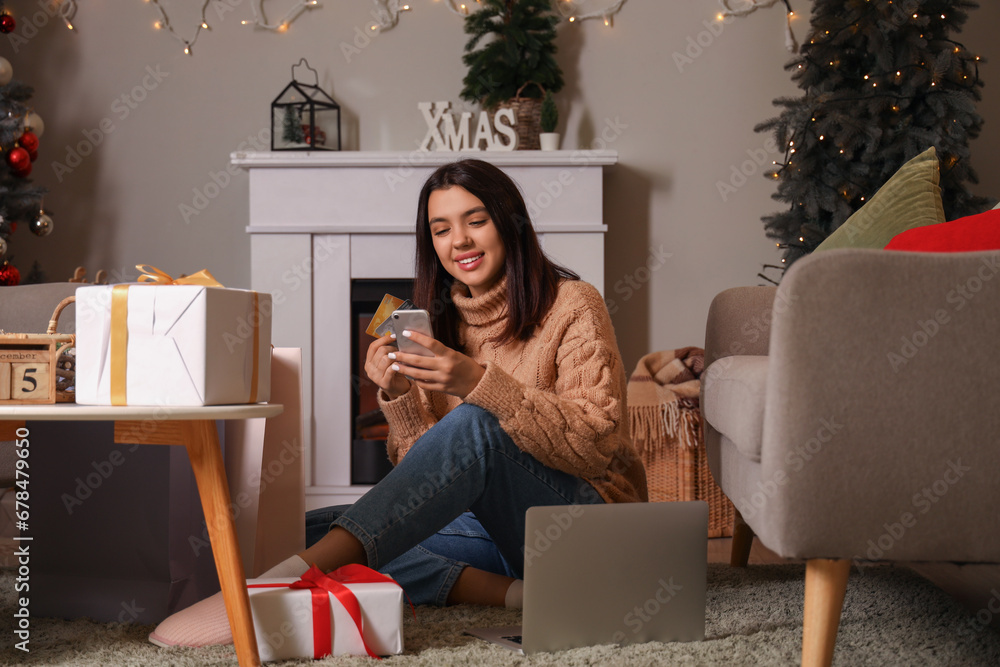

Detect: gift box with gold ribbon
[248, 565, 405, 661]
[74, 265, 271, 406]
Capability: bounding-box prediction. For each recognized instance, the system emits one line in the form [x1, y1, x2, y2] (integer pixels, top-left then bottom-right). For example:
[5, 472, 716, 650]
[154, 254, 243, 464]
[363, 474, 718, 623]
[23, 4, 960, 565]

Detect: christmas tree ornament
[7, 147, 31, 174]
[0, 261, 20, 286]
[0, 14, 15, 34]
[30, 210, 54, 237]
[0, 56, 12, 85]
[19, 130, 39, 155]
[0, 236, 7, 258]
[24, 111, 44, 138]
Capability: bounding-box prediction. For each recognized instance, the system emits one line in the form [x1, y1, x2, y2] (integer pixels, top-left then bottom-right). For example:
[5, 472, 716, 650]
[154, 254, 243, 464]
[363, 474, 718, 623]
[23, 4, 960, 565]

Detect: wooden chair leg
[730, 509, 754, 567]
[802, 558, 851, 667]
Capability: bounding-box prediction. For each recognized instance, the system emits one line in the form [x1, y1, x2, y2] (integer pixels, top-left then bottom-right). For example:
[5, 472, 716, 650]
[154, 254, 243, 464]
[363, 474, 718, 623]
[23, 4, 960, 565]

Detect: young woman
[150, 158, 647, 648]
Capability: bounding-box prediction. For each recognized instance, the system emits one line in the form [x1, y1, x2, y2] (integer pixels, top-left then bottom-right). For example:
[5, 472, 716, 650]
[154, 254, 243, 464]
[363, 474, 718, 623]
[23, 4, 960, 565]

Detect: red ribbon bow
[249, 564, 406, 660]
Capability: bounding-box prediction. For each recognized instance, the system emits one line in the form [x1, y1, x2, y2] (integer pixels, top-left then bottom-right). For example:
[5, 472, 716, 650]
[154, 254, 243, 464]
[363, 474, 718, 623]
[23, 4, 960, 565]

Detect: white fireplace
[233, 150, 617, 509]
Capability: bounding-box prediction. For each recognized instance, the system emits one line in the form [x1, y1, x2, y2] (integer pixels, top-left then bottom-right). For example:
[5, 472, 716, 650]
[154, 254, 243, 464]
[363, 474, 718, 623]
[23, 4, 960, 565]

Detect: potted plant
[460, 0, 564, 150]
[539, 91, 559, 150]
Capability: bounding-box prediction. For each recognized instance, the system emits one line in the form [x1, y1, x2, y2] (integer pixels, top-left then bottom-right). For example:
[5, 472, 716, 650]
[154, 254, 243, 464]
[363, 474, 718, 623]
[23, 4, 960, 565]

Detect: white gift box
[74, 284, 271, 406]
[247, 574, 405, 661]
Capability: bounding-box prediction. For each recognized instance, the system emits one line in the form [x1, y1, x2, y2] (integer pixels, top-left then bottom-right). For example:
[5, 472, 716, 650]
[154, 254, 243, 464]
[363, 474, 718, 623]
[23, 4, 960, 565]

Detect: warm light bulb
[154, 20, 162, 29]
[819, 135, 825, 140]
[569, 16, 576, 22]
[202, 22, 209, 29]
[278, 22, 288, 32]
[184, 45, 191, 55]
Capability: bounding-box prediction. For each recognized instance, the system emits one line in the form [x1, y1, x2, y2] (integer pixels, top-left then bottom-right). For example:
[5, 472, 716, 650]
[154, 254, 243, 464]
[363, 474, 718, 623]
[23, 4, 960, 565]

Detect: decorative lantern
[271, 58, 341, 151]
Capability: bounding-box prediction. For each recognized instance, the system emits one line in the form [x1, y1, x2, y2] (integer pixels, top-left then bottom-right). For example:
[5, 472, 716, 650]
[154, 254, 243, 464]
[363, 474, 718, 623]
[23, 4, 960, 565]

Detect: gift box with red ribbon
[75, 265, 271, 406]
[248, 565, 405, 661]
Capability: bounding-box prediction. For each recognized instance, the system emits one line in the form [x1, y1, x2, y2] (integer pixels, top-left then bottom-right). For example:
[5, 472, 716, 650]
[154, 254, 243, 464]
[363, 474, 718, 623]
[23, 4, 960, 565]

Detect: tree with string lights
[756, 0, 991, 274]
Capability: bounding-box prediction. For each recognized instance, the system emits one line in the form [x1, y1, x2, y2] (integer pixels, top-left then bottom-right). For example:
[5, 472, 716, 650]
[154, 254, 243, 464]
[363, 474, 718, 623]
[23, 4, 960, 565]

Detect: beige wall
[6, 1, 999, 371]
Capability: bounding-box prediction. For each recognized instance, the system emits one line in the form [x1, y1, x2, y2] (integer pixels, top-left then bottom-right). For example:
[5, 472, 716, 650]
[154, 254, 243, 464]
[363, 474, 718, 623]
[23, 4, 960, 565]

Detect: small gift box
[248, 565, 405, 661]
[74, 265, 271, 406]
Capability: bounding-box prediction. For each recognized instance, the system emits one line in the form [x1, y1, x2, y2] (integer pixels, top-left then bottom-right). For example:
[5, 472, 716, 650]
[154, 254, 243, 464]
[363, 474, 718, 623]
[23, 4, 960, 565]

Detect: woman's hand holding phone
[365, 334, 412, 400]
[388, 328, 486, 399]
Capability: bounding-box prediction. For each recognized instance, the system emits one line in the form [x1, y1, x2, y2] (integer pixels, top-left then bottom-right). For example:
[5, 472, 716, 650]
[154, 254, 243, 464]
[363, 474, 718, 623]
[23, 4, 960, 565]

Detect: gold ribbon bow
[135, 264, 223, 287]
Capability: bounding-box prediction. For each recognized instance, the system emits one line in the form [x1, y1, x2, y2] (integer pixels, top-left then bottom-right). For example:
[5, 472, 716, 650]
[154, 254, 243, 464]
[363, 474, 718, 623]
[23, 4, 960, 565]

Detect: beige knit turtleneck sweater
[377, 276, 648, 504]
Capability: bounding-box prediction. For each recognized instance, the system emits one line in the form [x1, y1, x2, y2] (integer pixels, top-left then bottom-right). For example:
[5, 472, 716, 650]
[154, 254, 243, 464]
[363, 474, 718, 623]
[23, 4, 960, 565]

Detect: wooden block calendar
[0, 333, 75, 404]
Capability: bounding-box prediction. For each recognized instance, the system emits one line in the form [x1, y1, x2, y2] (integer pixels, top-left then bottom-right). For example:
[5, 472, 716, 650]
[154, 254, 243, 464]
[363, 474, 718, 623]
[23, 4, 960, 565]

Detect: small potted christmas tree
[539, 91, 559, 150]
[460, 0, 564, 150]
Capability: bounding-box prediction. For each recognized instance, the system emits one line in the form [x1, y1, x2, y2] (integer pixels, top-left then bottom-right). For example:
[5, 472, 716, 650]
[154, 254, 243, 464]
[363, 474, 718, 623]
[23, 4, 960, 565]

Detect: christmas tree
[460, 0, 564, 109]
[757, 0, 991, 270]
[0, 52, 49, 287]
[281, 106, 305, 145]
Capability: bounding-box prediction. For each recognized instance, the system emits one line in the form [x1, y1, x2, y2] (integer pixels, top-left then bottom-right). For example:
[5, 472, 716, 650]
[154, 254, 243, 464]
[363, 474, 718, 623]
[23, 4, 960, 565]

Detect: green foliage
[540, 91, 558, 133]
[282, 106, 305, 144]
[460, 0, 564, 109]
[758, 0, 992, 268]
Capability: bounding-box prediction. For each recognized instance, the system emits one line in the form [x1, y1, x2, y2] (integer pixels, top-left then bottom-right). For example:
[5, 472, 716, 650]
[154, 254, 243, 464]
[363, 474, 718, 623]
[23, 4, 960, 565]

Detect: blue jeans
[305, 403, 604, 605]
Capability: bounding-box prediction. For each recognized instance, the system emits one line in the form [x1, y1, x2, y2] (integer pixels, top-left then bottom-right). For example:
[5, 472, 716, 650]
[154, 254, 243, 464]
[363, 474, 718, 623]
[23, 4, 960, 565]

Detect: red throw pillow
[885, 208, 1000, 252]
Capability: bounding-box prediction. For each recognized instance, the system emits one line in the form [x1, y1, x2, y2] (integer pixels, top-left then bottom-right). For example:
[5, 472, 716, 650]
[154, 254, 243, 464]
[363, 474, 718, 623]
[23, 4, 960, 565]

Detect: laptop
[467, 501, 708, 654]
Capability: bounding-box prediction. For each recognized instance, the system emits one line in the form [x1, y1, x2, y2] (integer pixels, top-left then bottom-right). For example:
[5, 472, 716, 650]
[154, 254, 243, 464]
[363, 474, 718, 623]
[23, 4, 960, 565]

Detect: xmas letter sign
[418, 102, 517, 152]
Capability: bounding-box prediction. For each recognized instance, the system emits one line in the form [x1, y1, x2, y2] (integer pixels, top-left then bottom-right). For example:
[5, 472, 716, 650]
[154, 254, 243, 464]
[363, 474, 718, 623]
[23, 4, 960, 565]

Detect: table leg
[182, 419, 261, 667]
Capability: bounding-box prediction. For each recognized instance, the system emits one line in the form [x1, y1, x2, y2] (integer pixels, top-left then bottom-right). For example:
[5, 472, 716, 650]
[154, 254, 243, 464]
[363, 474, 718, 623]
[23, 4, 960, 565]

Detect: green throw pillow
[814, 147, 945, 252]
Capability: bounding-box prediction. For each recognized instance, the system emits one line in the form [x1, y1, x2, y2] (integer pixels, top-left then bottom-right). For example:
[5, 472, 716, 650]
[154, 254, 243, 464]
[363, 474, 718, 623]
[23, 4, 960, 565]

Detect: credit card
[366, 294, 415, 337]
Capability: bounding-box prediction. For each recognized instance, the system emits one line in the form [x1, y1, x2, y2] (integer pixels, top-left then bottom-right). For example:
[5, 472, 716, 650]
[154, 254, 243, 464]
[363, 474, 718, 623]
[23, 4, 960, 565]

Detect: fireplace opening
[351, 278, 414, 485]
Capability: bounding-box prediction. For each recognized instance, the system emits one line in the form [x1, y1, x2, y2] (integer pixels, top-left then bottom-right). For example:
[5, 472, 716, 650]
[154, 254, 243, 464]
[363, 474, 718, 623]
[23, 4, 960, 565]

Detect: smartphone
[390, 308, 434, 357]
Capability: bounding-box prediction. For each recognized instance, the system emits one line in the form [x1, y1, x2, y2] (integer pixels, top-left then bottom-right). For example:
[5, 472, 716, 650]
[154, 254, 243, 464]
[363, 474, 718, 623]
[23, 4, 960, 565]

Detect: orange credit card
[365, 294, 407, 338]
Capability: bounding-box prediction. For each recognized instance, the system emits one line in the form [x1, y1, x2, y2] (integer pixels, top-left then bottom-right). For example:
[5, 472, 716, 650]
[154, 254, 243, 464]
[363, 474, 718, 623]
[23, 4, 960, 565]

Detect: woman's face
[427, 186, 507, 298]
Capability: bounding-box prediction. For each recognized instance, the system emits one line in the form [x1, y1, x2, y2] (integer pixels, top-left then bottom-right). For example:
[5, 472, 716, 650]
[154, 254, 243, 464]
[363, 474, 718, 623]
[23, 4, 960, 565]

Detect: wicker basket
[495, 82, 545, 150]
[641, 410, 735, 538]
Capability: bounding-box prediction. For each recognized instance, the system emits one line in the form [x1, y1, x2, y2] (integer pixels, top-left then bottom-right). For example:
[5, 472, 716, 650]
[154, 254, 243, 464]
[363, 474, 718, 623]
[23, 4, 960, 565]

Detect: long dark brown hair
[413, 159, 579, 351]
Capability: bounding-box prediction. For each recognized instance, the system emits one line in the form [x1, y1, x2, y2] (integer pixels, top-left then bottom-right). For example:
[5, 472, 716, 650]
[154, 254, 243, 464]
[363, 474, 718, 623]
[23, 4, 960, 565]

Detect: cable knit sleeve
[376, 383, 439, 464]
[462, 283, 626, 479]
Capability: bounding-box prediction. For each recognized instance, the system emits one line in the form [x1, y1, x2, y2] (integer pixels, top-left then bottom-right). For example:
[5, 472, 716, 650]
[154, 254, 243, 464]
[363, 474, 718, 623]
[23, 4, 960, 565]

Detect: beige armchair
[701, 248, 1000, 666]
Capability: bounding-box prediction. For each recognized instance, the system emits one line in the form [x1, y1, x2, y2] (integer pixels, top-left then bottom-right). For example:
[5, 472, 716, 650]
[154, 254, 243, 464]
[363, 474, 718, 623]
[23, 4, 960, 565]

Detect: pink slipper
[148, 592, 232, 648]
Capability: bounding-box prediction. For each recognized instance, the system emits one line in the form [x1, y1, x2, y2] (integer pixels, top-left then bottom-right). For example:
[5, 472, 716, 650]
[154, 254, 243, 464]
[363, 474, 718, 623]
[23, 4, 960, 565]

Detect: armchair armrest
[704, 286, 777, 368]
[756, 248, 1000, 562]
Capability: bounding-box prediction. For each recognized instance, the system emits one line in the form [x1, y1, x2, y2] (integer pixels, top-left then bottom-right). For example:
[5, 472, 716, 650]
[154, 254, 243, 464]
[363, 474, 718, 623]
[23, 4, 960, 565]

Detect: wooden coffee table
[1, 402, 283, 667]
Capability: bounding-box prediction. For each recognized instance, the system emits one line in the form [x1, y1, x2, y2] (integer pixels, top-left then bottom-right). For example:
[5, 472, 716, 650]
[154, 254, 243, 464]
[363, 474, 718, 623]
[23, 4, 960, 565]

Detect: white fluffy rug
[2, 563, 999, 666]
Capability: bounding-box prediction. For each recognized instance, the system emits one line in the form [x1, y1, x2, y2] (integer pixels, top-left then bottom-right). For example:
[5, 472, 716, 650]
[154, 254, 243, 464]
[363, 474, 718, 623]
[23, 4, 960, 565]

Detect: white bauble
[24, 111, 44, 137]
[0, 57, 12, 85]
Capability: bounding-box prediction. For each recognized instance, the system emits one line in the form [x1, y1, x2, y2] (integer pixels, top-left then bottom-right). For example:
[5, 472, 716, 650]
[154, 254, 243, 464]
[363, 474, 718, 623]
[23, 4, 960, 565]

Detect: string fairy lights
[145, 0, 211, 55]
[240, 0, 322, 32]
[370, 0, 628, 33]
[717, 0, 798, 52]
[137, 0, 626, 54]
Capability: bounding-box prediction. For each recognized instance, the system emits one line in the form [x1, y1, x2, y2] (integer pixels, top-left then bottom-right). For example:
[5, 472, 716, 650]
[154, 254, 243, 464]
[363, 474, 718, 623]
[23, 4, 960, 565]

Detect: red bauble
[0, 262, 21, 286]
[14, 161, 32, 177]
[27, 149, 37, 163]
[0, 14, 15, 34]
[19, 130, 39, 154]
[7, 146, 30, 173]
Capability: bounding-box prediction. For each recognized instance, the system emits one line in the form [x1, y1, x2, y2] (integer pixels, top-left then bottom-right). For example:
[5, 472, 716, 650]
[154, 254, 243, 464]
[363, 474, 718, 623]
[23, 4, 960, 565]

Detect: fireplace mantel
[235, 150, 617, 508]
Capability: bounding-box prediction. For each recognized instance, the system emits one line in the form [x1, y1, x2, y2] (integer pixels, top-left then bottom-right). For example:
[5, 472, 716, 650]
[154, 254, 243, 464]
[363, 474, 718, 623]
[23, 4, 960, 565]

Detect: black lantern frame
[271, 58, 341, 151]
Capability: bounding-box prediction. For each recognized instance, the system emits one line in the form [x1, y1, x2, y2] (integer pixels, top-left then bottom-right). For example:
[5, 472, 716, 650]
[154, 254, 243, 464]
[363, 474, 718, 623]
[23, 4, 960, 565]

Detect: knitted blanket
[627, 347, 705, 452]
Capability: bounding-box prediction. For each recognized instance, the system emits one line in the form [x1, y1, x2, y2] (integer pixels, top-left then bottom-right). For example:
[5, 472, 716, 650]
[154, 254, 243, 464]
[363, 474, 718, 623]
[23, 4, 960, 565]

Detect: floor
[708, 536, 1000, 632]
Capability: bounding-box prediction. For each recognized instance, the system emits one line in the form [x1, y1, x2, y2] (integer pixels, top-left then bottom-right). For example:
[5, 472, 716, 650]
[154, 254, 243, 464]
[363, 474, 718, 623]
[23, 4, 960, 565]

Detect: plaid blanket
[627, 347, 705, 452]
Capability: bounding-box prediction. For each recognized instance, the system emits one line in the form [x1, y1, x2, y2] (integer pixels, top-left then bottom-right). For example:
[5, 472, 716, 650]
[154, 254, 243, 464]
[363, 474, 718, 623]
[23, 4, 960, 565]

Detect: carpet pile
[2, 563, 998, 666]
